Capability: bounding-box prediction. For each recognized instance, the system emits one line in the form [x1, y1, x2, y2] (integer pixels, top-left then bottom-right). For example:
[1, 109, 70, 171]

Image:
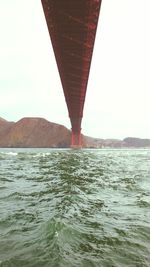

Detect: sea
[0, 148, 150, 267]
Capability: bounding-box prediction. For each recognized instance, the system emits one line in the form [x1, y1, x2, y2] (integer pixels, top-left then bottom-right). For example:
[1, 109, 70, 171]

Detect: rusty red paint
[41, 0, 102, 147]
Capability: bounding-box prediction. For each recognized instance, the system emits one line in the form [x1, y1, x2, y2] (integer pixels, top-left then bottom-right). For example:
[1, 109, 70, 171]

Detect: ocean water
[0, 148, 150, 267]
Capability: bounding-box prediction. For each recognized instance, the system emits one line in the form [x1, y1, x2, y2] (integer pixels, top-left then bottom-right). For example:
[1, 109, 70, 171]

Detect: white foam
[1, 152, 18, 156]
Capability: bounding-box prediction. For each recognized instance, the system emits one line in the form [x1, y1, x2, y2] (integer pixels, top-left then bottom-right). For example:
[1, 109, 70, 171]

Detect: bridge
[41, 0, 102, 148]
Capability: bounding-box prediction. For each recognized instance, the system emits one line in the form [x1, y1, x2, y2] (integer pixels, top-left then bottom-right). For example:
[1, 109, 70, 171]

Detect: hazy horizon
[1, 0, 150, 139]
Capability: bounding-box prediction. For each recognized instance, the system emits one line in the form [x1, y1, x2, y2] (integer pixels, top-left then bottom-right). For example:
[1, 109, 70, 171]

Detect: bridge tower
[41, 0, 102, 148]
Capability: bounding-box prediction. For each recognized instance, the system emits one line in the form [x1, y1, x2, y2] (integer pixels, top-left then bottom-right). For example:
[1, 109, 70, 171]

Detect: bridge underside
[41, 0, 102, 147]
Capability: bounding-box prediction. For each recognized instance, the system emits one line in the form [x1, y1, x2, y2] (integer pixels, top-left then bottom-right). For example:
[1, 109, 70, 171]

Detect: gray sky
[0, 0, 150, 139]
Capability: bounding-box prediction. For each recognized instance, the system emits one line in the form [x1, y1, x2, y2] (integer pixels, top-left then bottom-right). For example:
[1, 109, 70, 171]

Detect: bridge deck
[41, 0, 102, 147]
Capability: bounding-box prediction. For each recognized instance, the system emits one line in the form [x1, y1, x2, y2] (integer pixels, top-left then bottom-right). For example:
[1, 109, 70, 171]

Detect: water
[0, 148, 150, 267]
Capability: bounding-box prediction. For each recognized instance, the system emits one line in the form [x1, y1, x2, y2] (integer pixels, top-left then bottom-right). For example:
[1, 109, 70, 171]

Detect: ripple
[0, 148, 150, 266]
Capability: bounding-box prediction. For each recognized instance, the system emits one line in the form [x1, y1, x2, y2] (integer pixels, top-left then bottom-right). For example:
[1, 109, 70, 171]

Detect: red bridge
[41, 0, 102, 148]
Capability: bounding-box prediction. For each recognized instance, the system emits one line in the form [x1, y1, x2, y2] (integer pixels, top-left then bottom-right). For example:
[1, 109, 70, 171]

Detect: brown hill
[0, 117, 14, 134]
[0, 117, 150, 148]
[0, 117, 71, 148]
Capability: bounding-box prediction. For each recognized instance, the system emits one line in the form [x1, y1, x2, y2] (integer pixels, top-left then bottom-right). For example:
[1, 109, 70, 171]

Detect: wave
[0, 151, 18, 156]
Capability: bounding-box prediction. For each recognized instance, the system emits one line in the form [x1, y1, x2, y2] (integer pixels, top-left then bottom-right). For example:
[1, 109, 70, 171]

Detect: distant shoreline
[1, 117, 150, 148]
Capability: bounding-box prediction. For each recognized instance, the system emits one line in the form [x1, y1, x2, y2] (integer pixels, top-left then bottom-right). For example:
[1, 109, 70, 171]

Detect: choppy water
[0, 148, 150, 267]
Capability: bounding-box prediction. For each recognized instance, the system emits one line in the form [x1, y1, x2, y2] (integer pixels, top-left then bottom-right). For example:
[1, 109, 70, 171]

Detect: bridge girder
[41, 0, 102, 147]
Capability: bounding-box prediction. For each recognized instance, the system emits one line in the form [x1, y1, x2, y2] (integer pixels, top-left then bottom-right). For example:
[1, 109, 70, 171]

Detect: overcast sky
[0, 0, 150, 139]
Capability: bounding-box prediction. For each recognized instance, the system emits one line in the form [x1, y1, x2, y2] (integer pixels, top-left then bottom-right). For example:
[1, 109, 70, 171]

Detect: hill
[0, 117, 70, 148]
[0, 117, 150, 148]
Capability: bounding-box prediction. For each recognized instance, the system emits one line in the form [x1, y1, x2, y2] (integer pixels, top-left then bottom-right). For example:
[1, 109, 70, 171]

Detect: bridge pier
[71, 130, 82, 149]
[70, 117, 82, 148]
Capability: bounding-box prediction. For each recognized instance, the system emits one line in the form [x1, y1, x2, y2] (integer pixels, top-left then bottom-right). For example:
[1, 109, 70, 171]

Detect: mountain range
[0, 117, 150, 148]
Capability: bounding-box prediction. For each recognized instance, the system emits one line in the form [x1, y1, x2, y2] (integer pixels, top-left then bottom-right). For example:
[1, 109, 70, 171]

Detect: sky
[0, 0, 150, 139]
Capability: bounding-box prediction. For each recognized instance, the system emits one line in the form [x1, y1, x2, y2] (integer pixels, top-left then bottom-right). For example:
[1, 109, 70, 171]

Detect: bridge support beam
[71, 130, 82, 149]
[70, 116, 82, 148]
[41, 1, 102, 146]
